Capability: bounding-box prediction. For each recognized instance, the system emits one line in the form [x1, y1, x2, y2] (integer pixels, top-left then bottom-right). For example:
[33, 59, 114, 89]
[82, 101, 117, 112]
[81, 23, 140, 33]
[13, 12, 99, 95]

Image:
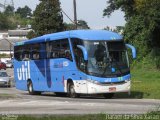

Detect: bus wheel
[27, 81, 41, 95]
[28, 81, 35, 95]
[68, 83, 78, 98]
[103, 93, 114, 99]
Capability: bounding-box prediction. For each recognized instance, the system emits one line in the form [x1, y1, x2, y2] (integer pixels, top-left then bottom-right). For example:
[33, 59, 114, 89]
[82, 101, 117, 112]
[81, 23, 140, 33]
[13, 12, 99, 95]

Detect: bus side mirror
[125, 44, 136, 59]
[77, 45, 88, 61]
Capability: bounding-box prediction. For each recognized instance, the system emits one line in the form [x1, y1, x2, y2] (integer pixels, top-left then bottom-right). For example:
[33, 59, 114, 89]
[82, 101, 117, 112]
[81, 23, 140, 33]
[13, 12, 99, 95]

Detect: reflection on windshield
[84, 40, 130, 77]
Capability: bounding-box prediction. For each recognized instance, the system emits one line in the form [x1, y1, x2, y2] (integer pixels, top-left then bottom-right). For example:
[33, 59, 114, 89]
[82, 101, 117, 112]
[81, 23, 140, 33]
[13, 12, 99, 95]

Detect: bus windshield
[74, 40, 130, 78]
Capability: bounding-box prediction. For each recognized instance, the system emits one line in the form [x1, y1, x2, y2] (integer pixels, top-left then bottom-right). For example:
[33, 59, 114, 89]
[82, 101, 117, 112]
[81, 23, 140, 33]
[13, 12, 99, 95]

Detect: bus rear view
[14, 30, 136, 98]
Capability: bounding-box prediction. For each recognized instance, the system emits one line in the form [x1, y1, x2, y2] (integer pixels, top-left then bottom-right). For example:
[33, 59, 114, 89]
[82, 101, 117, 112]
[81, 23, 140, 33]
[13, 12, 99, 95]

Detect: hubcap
[70, 85, 75, 97]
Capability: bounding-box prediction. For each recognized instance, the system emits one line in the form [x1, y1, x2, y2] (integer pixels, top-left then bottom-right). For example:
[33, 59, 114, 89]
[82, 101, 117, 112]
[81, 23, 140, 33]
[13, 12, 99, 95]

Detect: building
[0, 29, 31, 55]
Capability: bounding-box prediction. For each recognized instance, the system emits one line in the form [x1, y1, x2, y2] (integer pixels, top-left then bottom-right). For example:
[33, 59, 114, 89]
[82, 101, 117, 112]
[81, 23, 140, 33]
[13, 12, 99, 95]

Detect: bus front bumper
[87, 80, 131, 94]
[73, 80, 131, 94]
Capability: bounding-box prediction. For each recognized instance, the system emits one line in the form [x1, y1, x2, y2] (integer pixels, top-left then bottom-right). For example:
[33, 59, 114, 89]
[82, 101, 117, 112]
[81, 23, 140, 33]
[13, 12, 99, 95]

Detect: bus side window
[71, 38, 85, 71]
[32, 52, 40, 60]
[14, 51, 22, 61]
[60, 39, 72, 60]
[49, 40, 60, 59]
[23, 52, 30, 61]
[31, 43, 40, 60]
[14, 46, 23, 61]
[46, 39, 72, 60]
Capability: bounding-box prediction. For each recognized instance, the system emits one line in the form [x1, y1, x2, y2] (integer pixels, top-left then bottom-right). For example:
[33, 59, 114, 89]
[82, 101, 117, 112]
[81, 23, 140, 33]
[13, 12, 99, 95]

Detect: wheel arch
[66, 78, 74, 92]
[27, 79, 32, 85]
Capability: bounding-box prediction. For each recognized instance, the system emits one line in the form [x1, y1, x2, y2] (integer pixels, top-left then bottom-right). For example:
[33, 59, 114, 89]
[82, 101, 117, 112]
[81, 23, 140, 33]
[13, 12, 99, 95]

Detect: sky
[1, 0, 126, 29]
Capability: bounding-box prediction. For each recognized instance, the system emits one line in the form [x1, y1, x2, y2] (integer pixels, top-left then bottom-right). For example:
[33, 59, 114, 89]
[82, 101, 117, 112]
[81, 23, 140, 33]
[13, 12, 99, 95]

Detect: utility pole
[73, 0, 77, 29]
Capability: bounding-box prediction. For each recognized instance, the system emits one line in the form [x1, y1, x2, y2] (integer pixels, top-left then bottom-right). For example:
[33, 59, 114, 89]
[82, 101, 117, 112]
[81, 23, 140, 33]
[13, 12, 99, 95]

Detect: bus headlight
[87, 79, 100, 84]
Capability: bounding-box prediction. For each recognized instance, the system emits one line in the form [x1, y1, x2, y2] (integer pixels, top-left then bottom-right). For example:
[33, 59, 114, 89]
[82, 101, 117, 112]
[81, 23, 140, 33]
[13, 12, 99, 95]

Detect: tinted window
[14, 42, 46, 61]
[31, 44, 41, 60]
[47, 39, 72, 60]
[14, 46, 23, 61]
[22, 45, 31, 61]
[108, 41, 126, 51]
[71, 39, 85, 71]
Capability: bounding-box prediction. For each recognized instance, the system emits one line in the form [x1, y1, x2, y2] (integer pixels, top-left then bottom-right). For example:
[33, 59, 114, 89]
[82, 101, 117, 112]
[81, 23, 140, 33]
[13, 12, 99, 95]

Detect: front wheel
[68, 83, 79, 98]
[103, 93, 114, 99]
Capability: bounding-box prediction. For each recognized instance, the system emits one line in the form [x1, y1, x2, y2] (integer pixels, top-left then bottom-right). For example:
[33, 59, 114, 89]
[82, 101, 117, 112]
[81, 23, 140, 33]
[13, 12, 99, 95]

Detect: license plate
[109, 87, 116, 92]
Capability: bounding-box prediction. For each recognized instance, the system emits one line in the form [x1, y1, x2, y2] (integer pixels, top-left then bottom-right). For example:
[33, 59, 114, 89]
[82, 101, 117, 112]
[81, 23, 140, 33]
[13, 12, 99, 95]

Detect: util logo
[17, 61, 30, 81]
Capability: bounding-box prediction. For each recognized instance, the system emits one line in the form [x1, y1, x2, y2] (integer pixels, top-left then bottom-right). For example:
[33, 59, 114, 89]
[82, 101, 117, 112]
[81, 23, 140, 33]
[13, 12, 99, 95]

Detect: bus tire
[68, 83, 79, 98]
[27, 81, 41, 95]
[103, 93, 114, 99]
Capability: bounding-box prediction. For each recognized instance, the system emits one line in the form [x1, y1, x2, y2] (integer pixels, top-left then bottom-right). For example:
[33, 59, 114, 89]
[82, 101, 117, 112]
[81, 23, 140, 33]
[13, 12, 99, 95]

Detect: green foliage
[7, 14, 32, 29]
[32, 0, 64, 36]
[16, 5, 32, 18]
[103, 0, 160, 68]
[131, 62, 160, 99]
[115, 26, 124, 33]
[124, 15, 150, 60]
[64, 22, 76, 30]
[0, 6, 32, 30]
[103, 0, 136, 20]
[115, 56, 160, 99]
[1, 113, 159, 120]
[26, 30, 36, 39]
[64, 20, 90, 30]
[4, 5, 14, 15]
[77, 20, 90, 29]
[0, 54, 10, 58]
[0, 12, 9, 30]
[150, 48, 160, 69]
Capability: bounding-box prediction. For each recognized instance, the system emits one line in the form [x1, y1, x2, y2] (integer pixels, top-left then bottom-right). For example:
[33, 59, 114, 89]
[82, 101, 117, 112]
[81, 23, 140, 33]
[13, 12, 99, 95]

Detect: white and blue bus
[14, 30, 136, 98]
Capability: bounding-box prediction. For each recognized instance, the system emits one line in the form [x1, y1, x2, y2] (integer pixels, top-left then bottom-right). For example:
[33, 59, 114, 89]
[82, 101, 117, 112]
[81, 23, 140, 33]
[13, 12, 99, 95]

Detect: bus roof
[15, 30, 123, 46]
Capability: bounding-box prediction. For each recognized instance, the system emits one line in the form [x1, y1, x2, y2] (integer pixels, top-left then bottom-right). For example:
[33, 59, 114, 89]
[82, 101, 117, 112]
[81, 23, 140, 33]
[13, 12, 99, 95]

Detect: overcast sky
[2, 0, 126, 29]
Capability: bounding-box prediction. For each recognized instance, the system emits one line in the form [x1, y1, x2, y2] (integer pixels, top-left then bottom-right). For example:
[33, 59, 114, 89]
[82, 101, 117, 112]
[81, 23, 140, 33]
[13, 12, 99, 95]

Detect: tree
[27, 30, 36, 39]
[103, 0, 136, 20]
[64, 22, 76, 30]
[77, 20, 90, 29]
[4, 5, 14, 15]
[64, 20, 90, 30]
[103, 0, 160, 68]
[0, 12, 9, 30]
[16, 6, 32, 18]
[32, 0, 64, 36]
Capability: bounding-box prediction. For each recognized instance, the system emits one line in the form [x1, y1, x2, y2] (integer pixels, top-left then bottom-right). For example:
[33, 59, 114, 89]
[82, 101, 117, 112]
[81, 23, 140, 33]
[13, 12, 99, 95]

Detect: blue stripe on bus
[46, 59, 52, 88]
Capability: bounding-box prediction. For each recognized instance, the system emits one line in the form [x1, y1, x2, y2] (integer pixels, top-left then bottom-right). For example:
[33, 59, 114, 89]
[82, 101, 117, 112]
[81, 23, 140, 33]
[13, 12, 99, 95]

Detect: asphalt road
[0, 87, 160, 115]
[0, 68, 159, 115]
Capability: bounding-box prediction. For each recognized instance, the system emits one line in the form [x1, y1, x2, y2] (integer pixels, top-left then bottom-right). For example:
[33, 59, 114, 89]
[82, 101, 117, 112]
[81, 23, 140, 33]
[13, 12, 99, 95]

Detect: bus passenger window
[60, 39, 72, 60]
[32, 52, 40, 60]
[47, 39, 72, 60]
[65, 51, 71, 60]
[23, 53, 30, 61]
[14, 46, 23, 61]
